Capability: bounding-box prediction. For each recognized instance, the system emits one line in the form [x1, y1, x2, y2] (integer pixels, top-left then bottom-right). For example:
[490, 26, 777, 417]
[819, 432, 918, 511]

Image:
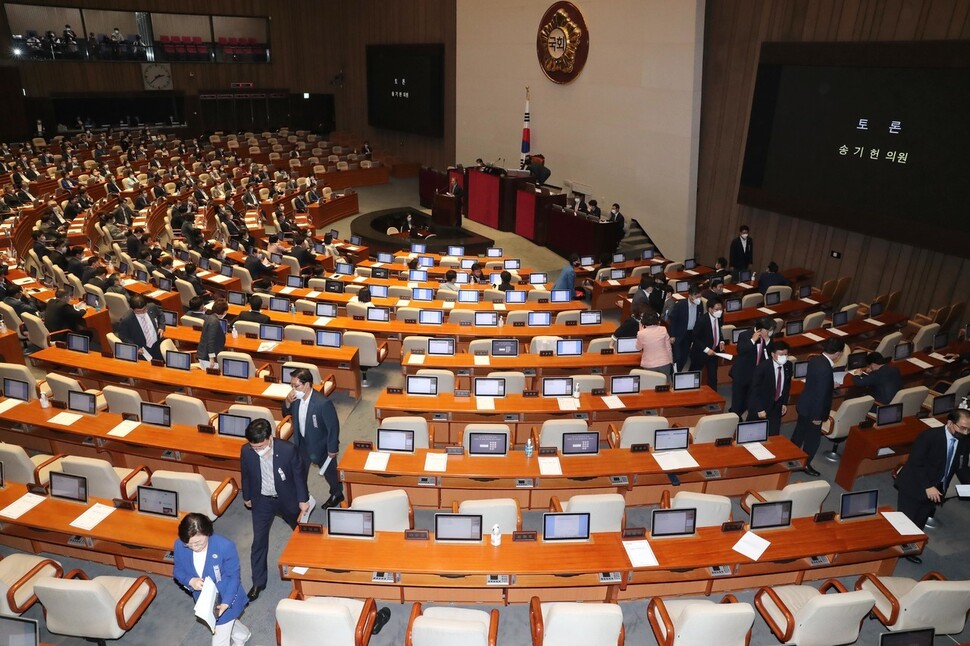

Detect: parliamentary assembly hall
[0, 1, 968, 644]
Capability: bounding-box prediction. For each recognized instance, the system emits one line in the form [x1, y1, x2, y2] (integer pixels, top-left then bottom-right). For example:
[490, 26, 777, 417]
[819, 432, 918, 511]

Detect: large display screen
[366, 43, 444, 137]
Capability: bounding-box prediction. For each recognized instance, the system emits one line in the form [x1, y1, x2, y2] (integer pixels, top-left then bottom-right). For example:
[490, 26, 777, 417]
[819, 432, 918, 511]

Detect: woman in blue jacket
[173, 513, 250, 646]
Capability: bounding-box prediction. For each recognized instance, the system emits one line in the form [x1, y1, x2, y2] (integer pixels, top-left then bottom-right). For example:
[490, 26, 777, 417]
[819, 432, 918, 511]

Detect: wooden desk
[315, 165, 390, 190]
[373, 388, 725, 444]
[592, 264, 715, 311]
[0, 329, 23, 364]
[724, 296, 828, 326]
[400, 350, 641, 385]
[278, 511, 923, 604]
[306, 193, 361, 231]
[834, 416, 941, 491]
[7, 269, 112, 348]
[338, 436, 805, 510]
[0, 483, 179, 575]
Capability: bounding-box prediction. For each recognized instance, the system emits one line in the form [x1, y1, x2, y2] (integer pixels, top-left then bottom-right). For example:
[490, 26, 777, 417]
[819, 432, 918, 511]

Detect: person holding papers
[283, 368, 344, 509]
[730, 317, 774, 417]
[790, 337, 844, 477]
[117, 294, 166, 361]
[689, 297, 725, 388]
[173, 513, 250, 646]
[747, 340, 792, 437]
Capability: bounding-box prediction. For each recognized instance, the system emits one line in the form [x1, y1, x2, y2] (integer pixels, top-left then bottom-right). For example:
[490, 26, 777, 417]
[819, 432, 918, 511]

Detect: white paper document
[683, 269, 698, 276]
[601, 395, 626, 410]
[803, 333, 824, 342]
[443, 301, 455, 309]
[261, 383, 293, 398]
[921, 417, 944, 428]
[736, 282, 754, 290]
[290, 566, 309, 575]
[537, 456, 563, 476]
[622, 540, 659, 567]
[147, 289, 168, 298]
[299, 495, 317, 524]
[257, 341, 280, 353]
[907, 357, 933, 370]
[473, 355, 490, 366]
[714, 352, 733, 361]
[864, 318, 885, 327]
[956, 485, 970, 498]
[424, 453, 448, 472]
[364, 452, 390, 472]
[757, 307, 776, 315]
[743, 442, 776, 461]
[0, 493, 46, 519]
[652, 450, 699, 471]
[353, 275, 367, 283]
[48, 412, 82, 426]
[829, 328, 848, 337]
[12, 277, 34, 286]
[305, 291, 322, 299]
[210, 275, 231, 284]
[557, 397, 580, 411]
[607, 279, 620, 286]
[69, 503, 116, 530]
[929, 352, 955, 363]
[314, 316, 334, 327]
[881, 511, 924, 536]
[107, 419, 141, 438]
[195, 577, 219, 633]
[877, 447, 896, 457]
[0, 398, 22, 414]
[801, 298, 819, 305]
[396, 299, 410, 307]
[493, 303, 506, 311]
[475, 397, 495, 411]
[406, 354, 426, 365]
[732, 531, 771, 561]
[280, 286, 295, 295]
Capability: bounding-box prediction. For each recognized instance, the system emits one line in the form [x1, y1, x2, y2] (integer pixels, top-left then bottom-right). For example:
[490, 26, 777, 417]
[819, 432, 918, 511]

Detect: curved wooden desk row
[835, 415, 946, 491]
[0, 483, 179, 576]
[338, 436, 806, 511]
[373, 388, 725, 445]
[400, 350, 641, 379]
[0, 397, 244, 480]
[278, 510, 924, 604]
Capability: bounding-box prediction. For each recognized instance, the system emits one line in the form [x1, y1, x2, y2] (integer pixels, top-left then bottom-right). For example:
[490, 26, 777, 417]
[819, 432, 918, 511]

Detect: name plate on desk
[245, 333, 258, 339]
[565, 320, 578, 326]
[455, 389, 470, 398]
[714, 437, 732, 447]
[523, 391, 539, 398]
[474, 350, 488, 356]
[354, 441, 374, 450]
[539, 350, 553, 357]
[206, 367, 220, 375]
[122, 412, 139, 422]
[513, 531, 537, 542]
[600, 348, 614, 355]
[386, 387, 403, 394]
[112, 498, 135, 510]
[445, 446, 464, 456]
[298, 524, 323, 534]
[655, 385, 670, 393]
[538, 446, 557, 456]
[54, 341, 67, 349]
[814, 511, 836, 523]
[459, 321, 472, 326]
[263, 374, 278, 383]
[101, 350, 114, 358]
[721, 521, 744, 533]
[538, 298, 549, 303]
[50, 399, 66, 409]
[622, 527, 646, 539]
[591, 388, 606, 396]
[353, 315, 364, 320]
[301, 339, 314, 346]
[405, 529, 430, 541]
[513, 321, 525, 327]
[27, 483, 47, 496]
[197, 424, 215, 434]
[404, 319, 416, 324]
[150, 358, 164, 367]
[630, 443, 650, 453]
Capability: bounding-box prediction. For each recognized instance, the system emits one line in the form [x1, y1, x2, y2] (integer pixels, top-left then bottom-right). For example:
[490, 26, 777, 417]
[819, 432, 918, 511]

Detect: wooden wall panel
[697, 0, 970, 326]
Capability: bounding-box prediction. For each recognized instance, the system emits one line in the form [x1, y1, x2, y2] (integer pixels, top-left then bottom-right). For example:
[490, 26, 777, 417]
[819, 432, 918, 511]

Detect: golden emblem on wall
[536, 2, 589, 84]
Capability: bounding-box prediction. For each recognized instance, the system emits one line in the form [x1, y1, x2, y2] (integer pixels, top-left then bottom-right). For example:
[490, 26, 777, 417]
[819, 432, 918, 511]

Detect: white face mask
[254, 445, 271, 457]
[293, 389, 305, 400]
[774, 355, 789, 365]
[712, 310, 723, 319]
[740, 233, 748, 239]
[611, 209, 618, 214]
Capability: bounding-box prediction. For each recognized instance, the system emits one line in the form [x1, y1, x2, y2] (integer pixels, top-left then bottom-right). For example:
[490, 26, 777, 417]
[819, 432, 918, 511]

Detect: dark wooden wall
[697, 0, 970, 324]
[0, 0, 455, 168]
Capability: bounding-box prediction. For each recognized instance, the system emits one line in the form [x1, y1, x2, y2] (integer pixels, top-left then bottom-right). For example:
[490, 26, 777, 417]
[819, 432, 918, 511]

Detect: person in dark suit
[689, 297, 725, 388]
[631, 276, 658, 314]
[244, 251, 276, 282]
[44, 287, 93, 345]
[172, 513, 250, 644]
[233, 295, 270, 326]
[65, 246, 86, 280]
[117, 294, 166, 360]
[285, 235, 314, 269]
[791, 337, 845, 476]
[729, 317, 774, 416]
[851, 352, 902, 406]
[105, 175, 121, 195]
[179, 263, 211, 302]
[133, 189, 150, 210]
[126, 228, 145, 258]
[728, 224, 753, 274]
[757, 261, 789, 295]
[3, 285, 40, 317]
[240, 418, 308, 601]
[669, 286, 704, 371]
[282, 368, 344, 507]
[197, 299, 228, 368]
[292, 193, 307, 214]
[747, 340, 793, 437]
[895, 408, 970, 543]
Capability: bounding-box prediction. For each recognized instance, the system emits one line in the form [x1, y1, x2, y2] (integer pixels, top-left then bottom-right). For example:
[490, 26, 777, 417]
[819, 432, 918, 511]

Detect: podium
[545, 206, 615, 259]
[467, 168, 528, 232]
[514, 182, 567, 245]
[418, 167, 448, 208]
[431, 192, 461, 228]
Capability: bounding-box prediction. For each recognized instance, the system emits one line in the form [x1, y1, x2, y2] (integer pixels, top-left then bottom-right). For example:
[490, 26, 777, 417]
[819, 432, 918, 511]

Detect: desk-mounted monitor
[505, 290, 527, 304]
[491, 339, 518, 357]
[650, 264, 664, 276]
[653, 428, 689, 452]
[875, 403, 903, 427]
[114, 342, 139, 363]
[839, 489, 878, 521]
[765, 291, 782, 306]
[327, 508, 375, 539]
[529, 273, 548, 285]
[376, 428, 415, 453]
[528, 311, 551, 327]
[49, 471, 87, 504]
[793, 360, 809, 379]
[556, 339, 583, 357]
[474, 311, 498, 327]
[269, 297, 290, 313]
[259, 324, 284, 342]
[427, 338, 455, 356]
[67, 390, 96, 415]
[869, 301, 886, 317]
[785, 320, 803, 336]
[542, 377, 573, 398]
[418, 310, 444, 325]
[550, 290, 571, 303]
[228, 290, 248, 306]
[474, 378, 506, 398]
[366, 307, 390, 322]
[316, 330, 342, 348]
[140, 402, 172, 427]
[736, 419, 769, 444]
[406, 375, 438, 396]
[166, 350, 192, 371]
[418, 256, 435, 268]
[561, 431, 599, 456]
[66, 333, 89, 354]
[222, 358, 250, 379]
[672, 371, 701, 391]
[460, 258, 476, 270]
[932, 393, 956, 417]
[615, 337, 638, 354]
[316, 302, 338, 318]
[467, 431, 508, 456]
[847, 351, 869, 370]
[894, 342, 913, 361]
[370, 284, 389, 297]
[458, 290, 480, 303]
[377, 252, 394, 263]
[878, 628, 934, 646]
[749, 500, 793, 531]
[448, 246, 464, 257]
[504, 259, 521, 270]
[725, 298, 743, 313]
[486, 247, 502, 258]
[832, 310, 849, 327]
[286, 275, 304, 289]
[650, 508, 697, 539]
[610, 269, 626, 280]
[798, 284, 813, 298]
[434, 513, 483, 542]
[412, 288, 434, 301]
[674, 280, 690, 292]
[542, 512, 591, 542]
[137, 485, 178, 518]
[217, 413, 250, 438]
[410, 243, 427, 254]
[580, 311, 602, 325]
[409, 270, 428, 282]
[2, 377, 29, 402]
[610, 375, 640, 395]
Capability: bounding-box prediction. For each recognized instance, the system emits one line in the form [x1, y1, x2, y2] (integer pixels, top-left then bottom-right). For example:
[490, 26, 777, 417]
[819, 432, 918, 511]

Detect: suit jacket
[197, 313, 225, 360]
[282, 390, 340, 466]
[66, 257, 86, 280]
[172, 533, 247, 625]
[287, 246, 313, 268]
[126, 234, 143, 258]
[748, 358, 793, 415]
[853, 364, 903, 405]
[691, 313, 724, 356]
[44, 299, 86, 335]
[244, 255, 273, 279]
[729, 236, 753, 270]
[631, 289, 651, 313]
[729, 330, 769, 384]
[293, 196, 307, 213]
[234, 310, 270, 325]
[669, 298, 704, 340]
[896, 427, 970, 497]
[796, 354, 835, 420]
[240, 438, 309, 516]
[757, 271, 789, 295]
[117, 304, 165, 352]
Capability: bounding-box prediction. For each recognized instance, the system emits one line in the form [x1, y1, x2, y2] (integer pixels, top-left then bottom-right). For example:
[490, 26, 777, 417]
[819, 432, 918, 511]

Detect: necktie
[137, 313, 157, 348]
[775, 365, 783, 400]
[756, 339, 762, 365]
[711, 317, 718, 346]
[943, 435, 957, 486]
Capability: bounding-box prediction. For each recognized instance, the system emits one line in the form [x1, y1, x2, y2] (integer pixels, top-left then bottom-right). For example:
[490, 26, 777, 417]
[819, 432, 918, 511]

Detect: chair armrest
[451, 501, 459, 513]
[46, 328, 73, 342]
[275, 415, 292, 440]
[256, 362, 271, 375]
[427, 423, 435, 448]
[607, 423, 619, 449]
[5, 557, 63, 614]
[355, 597, 377, 646]
[405, 602, 423, 646]
[922, 571, 947, 582]
[855, 574, 899, 625]
[208, 413, 219, 426]
[64, 568, 90, 581]
[820, 415, 837, 436]
[487, 608, 500, 646]
[515, 500, 523, 531]
[548, 496, 563, 512]
[659, 490, 671, 509]
[32, 453, 66, 485]
[755, 586, 795, 643]
[119, 464, 151, 500]
[377, 341, 389, 363]
[646, 597, 675, 646]
[720, 594, 739, 603]
[531, 426, 539, 449]
[740, 490, 766, 513]
[529, 596, 544, 645]
[408, 500, 415, 530]
[210, 477, 239, 517]
[115, 575, 157, 630]
[819, 578, 848, 593]
[322, 373, 336, 397]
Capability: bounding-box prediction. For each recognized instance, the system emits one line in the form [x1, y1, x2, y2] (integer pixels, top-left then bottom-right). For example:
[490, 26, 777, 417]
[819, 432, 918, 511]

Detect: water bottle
[572, 381, 580, 399]
[490, 523, 502, 546]
[524, 437, 534, 458]
[0, 319, 6, 334]
[289, 302, 296, 316]
[40, 391, 50, 409]
[231, 325, 238, 340]
[498, 316, 504, 329]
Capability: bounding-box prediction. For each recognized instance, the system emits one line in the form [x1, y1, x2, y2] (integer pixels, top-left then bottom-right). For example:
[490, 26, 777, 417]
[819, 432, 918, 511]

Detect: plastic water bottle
[490, 523, 502, 546]
[498, 316, 504, 329]
[0, 319, 6, 334]
[289, 302, 296, 316]
[40, 392, 50, 409]
[231, 325, 238, 340]
[572, 381, 580, 399]
[524, 437, 534, 458]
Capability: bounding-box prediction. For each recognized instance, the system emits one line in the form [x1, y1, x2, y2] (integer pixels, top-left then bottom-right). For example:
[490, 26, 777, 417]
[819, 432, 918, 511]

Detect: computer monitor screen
[157, 277, 173, 292]
[488, 272, 503, 284]
[66, 333, 89, 353]
[749, 500, 793, 530]
[580, 311, 602, 325]
[642, 249, 655, 260]
[137, 485, 178, 517]
[474, 311, 498, 326]
[134, 269, 149, 283]
[0, 615, 39, 646]
[467, 432, 508, 456]
[114, 342, 139, 362]
[435, 514, 483, 541]
[270, 253, 283, 265]
[474, 378, 506, 397]
[448, 246, 465, 256]
[876, 403, 903, 426]
[412, 288, 434, 301]
[542, 512, 591, 541]
[228, 290, 247, 306]
[418, 256, 435, 268]
[220, 264, 233, 277]
[316, 302, 338, 318]
[198, 258, 211, 271]
[166, 350, 191, 371]
[222, 358, 250, 379]
[556, 339, 583, 356]
[217, 413, 250, 438]
[650, 508, 697, 538]
[683, 258, 697, 270]
[793, 360, 809, 379]
[736, 420, 769, 444]
[366, 307, 390, 322]
[376, 428, 415, 453]
[505, 290, 527, 303]
[280, 366, 301, 383]
[840, 489, 879, 520]
[894, 342, 913, 360]
[739, 271, 752, 282]
[325, 280, 345, 294]
[406, 375, 437, 396]
[933, 393, 956, 416]
[654, 428, 690, 451]
[85, 292, 100, 308]
[650, 264, 664, 275]
[550, 289, 571, 302]
[286, 275, 304, 289]
[613, 253, 626, 263]
[610, 268, 625, 280]
[162, 309, 178, 326]
[870, 301, 886, 317]
[377, 252, 394, 263]
[410, 243, 427, 254]
[2, 378, 29, 402]
[67, 390, 96, 414]
[408, 270, 428, 282]
[316, 330, 342, 348]
[542, 377, 573, 397]
[335, 262, 353, 275]
[933, 331, 949, 350]
[610, 375, 640, 395]
[119, 262, 129, 275]
[49, 471, 87, 503]
[799, 284, 813, 298]
[528, 311, 551, 327]
[529, 273, 548, 285]
[329, 229, 340, 239]
[460, 258, 476, 270]
[370, 283, 389, 297]
[847, 351, 869, 370]
[418, 310, 443, 325]
[427, 338, 455, 356]
[454, 272, 469, 284]
[725, 298, 742, 313]
[140, 402, 171, 427]
[504, 259, 521, 270]
[785, 320, 803, 336]
[491, 339, 518, 356]
[259, 324, 283, 342]
[458, 290, 480, 303]
[672, 371, 701, 391]
[732, 327, 750, 343]
[486, 247, 502, 258]
[268, 297, 289, 313]
[878, 628, 935, 646]
[832, 310, 849, 327]
[561, 431, 599, 456]
[765, 291, 782, 306]
[615, 337, 639, 354]
[674, 280, 689, 292]
[580, 255, 595, 266]
[327, 508, 375, 538]
[351, 235, 362, 245]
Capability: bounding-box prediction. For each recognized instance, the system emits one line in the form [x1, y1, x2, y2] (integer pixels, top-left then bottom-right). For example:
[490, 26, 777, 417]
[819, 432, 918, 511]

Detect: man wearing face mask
[747, 340, 792, 437]
[729, 225, 753, 275]
[197, 299, 229, 370]
[730, 317, 775, 416]
[791, 337, 845, 477]
[669, 285, 704, 371]
[689, 297, 725, 388]
[282, 368, 344, 508]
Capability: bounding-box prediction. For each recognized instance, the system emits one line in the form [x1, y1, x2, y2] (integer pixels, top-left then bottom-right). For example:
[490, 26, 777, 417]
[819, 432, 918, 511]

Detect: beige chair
[165, 393, 214, 427]
[647, 595, 755, 646]
[856, 572, 970, 635]
[587, 337, 613, 353]
[742, 481, 831, 519]
[102, 385, 143, 417]
[0, 302, 27, 344]
[690, 413, 739, 444]
[217, 350, 271, 378]
[741, 293, 763, 309]
[448, 309, 474, 325]
[0, 363, 48, 401]
[629, 369, 669, 390]
[416, 368, 455, 394]
[660, 490, 732, 528]
[343, 331, 387, 386]
[487, 371, 526, 395]
[452, 498, 521, 533]
[45, 373, 107, 410]
[283, 325, 315, 343]
[148, 470, 238, 521]
[803, 311, 826, 331]
[555, 310, 582, 325]
[275, 595, 378, 646]
[349, 490, 413, 532]
[608, 416, 670, 449]
[380, 417, 432, 449]
[570, 374, 604, 393]
[924, 374, 970, 409]
[104, 292, 130, 324]
[530, 335, 562, 354]
[231, 320, 261, 337]
[0, 551, 63, 616]
[33, 571, 156, 643]
[821, 395, 875, 460]
[22, 312, 58, 350]
[550, 493, 625, 533]
[885, 385, 929, 417]
[765, 285, 792, 302]
[59, 455, 150, 501]
[911, 323, 940, 353]
[406, 602, 499, 646]
[871, 331, 903, 360]
[175, 278, 197, 309]
[537, 419, 589, 451]
[0, 443, 64, 486]
[529, 597, 624, 646]
[755, 580, 874, 646]
[461, 424, 511, 453]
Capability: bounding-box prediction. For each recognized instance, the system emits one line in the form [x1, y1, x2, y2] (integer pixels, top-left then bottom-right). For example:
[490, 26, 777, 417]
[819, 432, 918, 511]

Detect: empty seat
[551, 493, 626, 533]
[856, 572, 970, 634]
[529, 597, 624, 646]
[379, 416, 432, 448]
[406, 602, 499, 646]
[647, 594, 755, 646]
[661, 490, 732, 528]
[453, 498, 521, 533]
[754, 580, 875, 646]
[59, 455, 151, 501]
[821, 395, 875, 460]
[147, 470, 238, 521]
[349, 490, 413, 532]
[34, 571, 156, 642]
[0, 443, 64, 486]
[609, 416, 670, 449]
[742, 481, 831, 519]
[276, 595, 378, 646]
[689, 413, 739, 444]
